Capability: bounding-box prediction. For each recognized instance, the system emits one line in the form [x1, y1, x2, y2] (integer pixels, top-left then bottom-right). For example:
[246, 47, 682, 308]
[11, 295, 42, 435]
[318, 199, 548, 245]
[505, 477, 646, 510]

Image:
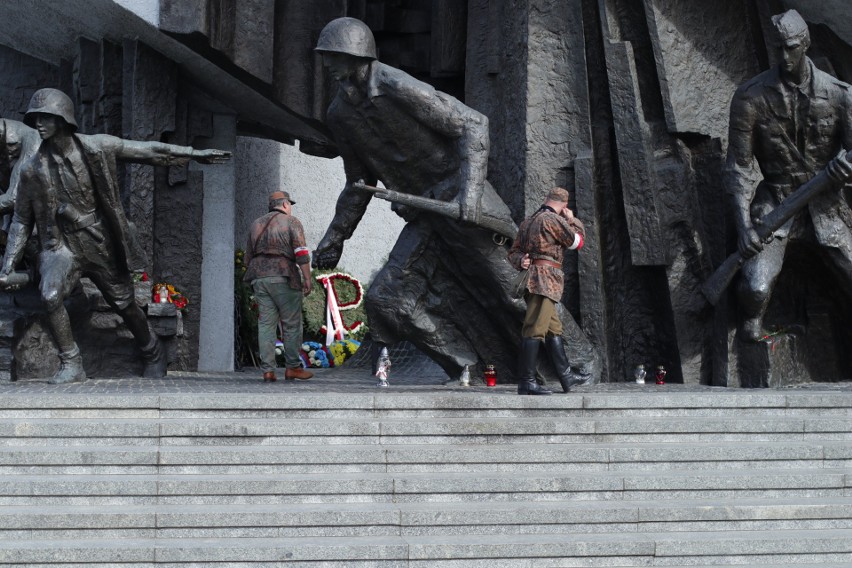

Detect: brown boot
[285, 366, 313, 381]
[263, 371, 277, 382]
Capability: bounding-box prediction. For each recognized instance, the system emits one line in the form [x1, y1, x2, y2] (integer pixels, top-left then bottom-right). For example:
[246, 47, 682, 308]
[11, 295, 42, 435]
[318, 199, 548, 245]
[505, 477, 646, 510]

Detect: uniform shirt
[508, 207, 584, 302]
[244, 210, 310, 289]
[725, 58, 852, 244]
[321, 60, 490, 240]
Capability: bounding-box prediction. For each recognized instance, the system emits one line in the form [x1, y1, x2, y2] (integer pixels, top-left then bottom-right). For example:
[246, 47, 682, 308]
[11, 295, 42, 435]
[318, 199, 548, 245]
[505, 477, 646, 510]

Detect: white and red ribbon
[320, 275, 348, 344]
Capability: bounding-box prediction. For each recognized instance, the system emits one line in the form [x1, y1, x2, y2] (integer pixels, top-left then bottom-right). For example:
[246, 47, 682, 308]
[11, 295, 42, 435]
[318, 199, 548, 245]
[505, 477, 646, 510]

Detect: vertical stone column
[196, 113, 237, 372]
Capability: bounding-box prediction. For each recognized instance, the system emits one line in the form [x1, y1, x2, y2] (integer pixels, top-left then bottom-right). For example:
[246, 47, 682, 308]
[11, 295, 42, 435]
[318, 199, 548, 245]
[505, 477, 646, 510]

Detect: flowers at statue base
[291, 339, 362, 368]
[152, 282, 188, 311]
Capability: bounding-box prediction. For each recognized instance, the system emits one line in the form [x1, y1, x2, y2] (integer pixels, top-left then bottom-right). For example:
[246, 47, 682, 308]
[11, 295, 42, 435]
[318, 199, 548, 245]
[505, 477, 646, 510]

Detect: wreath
[316, 272, 366, 338]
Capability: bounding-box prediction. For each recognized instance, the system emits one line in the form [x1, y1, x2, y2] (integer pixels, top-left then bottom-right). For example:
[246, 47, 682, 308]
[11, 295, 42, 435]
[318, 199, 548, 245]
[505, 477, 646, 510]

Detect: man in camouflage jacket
[508, 187, 585, 395]
[244, 191, 313, 382]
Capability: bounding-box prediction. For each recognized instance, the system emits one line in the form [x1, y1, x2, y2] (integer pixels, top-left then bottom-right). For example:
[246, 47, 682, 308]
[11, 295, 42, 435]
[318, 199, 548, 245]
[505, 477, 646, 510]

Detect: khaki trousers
[522, 293, 563, 340]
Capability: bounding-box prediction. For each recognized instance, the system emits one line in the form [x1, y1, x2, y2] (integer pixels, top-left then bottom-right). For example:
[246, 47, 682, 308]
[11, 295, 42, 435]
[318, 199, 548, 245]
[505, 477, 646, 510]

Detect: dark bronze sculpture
[724, 9, 852, 342]
[0, 118, 40, 220]
[0, 88, 230, 384]
[312, 17, 596, 381]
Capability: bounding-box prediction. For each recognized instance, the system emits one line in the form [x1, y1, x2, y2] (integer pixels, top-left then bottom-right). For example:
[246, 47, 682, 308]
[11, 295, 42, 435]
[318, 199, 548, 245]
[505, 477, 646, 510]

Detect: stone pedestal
[734, 325, 844, 388]
[2, 279, 183, 381]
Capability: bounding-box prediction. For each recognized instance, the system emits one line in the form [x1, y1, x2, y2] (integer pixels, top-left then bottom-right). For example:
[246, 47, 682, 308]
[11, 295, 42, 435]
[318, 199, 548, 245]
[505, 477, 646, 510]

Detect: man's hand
[561, 207, 575, 222]
[737, 224, 764, 259]
[520, 253, 531, 270]
[313, 237, 343, 270]
[193, 149, 232, 164]
[827, 149, 852, 184]
[303, 278, 313, 297]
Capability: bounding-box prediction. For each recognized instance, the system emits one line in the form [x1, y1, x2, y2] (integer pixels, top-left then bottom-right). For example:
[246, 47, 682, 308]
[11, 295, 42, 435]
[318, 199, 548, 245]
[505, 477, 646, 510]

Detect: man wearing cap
[508, 188, 585, 395]
[725, 9, 852, 341]
[244, 191, 313, 382]
[312, 17, 597, 382]
[0, 88, 230, 384]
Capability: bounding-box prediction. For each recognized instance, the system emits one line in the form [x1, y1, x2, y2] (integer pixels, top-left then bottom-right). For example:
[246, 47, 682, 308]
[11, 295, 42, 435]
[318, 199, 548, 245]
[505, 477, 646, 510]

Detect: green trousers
[252, 277, 303, 371]
[522, 293, 563, 340]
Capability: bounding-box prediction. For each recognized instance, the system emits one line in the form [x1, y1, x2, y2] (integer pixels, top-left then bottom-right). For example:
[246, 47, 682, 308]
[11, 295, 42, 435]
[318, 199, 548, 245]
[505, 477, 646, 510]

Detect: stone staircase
[0, 389, 851, 566]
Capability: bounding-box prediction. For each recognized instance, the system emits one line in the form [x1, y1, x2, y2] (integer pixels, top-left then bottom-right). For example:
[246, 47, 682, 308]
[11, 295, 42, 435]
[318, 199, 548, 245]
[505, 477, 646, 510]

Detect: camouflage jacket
[244, 211, 310, 290]
[508, 206, 584, 302]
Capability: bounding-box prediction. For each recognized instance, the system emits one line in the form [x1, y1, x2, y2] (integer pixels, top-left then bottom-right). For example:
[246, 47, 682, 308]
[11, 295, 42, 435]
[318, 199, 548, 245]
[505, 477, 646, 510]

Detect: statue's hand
[737, 225, 763, 259]
[193, 149, 232, 164]
[313, 237, 343, 270]
[0, 268, 21, 291]
[827, 150, 852, 184]
[458, 185, 482, 224]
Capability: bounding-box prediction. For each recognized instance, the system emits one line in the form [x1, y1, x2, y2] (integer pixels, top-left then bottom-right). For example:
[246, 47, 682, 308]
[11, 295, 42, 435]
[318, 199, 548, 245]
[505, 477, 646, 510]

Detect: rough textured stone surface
[643, 0, 760, 140]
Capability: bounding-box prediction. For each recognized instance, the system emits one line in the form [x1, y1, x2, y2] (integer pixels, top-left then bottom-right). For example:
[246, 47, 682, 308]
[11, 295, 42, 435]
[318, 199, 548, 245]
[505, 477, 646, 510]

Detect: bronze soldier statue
[312, 17, 597, 382]
[0, 88, 230, 384]
[726, 9, 852, 341]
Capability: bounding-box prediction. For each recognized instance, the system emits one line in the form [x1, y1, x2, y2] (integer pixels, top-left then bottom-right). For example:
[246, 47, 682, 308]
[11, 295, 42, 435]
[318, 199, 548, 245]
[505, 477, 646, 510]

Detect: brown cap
[269, 191, 295, 206]
[545, 187, 570, 203]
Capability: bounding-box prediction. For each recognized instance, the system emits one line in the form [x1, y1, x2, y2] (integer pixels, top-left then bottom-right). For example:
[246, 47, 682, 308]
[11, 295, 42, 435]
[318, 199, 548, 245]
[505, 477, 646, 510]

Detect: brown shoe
[284, 367, 313, 381]
[263, 371, 277, 382]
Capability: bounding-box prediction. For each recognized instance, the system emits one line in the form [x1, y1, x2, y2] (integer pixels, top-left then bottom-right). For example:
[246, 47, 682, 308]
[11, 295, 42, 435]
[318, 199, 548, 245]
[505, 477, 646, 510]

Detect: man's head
[24, 89, 77, 140]
[315, 17, 376, 81]
[772, 10, 810, 76]
[544, 187, 570, 213]
[269, 191, 295, 214]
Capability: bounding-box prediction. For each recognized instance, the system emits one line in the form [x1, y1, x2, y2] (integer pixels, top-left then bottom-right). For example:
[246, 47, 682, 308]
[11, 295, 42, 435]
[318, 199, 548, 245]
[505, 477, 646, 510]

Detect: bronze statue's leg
[366, 222, 478, 377]
[738, 236, 788, 341]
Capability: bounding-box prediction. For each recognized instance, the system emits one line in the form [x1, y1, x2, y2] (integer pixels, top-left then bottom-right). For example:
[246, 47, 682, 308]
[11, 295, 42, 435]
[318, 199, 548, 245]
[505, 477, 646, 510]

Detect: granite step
[3, 416, 852, 446]
[0, 468, 848, 505]
[0, 440, 848, 475]
[2, 391, 852, 419]
[2, 529, 852, 566]
[3, 497, 852, 539]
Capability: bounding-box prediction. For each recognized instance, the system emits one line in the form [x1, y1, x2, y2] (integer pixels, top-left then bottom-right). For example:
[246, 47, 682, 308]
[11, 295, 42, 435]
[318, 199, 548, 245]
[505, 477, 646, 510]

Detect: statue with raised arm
[725, 10, 852, 342]
[312, 18, 597, 383]
[0, 88, 230, 384]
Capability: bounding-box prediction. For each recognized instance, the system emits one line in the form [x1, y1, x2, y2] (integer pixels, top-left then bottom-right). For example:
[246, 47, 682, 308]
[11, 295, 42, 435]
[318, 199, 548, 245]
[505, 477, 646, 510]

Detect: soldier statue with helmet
[0, 88, 230, 384]
[312, 17, 598, 384]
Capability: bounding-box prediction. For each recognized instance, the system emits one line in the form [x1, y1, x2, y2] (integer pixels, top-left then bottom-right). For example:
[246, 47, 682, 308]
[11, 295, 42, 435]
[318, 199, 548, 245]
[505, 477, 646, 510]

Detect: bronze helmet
[24, 88, 78, 132]
[314, 17, 377, 60]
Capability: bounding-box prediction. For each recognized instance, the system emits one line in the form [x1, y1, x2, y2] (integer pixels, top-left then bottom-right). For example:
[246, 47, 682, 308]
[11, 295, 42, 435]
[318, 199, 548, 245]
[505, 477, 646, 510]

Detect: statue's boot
[544, 335, 591, 393]
[517, 338, 552, 395]
[49, 346, 86, 385]
[140, 336, 167, 378]
[741, 317, 767, 343]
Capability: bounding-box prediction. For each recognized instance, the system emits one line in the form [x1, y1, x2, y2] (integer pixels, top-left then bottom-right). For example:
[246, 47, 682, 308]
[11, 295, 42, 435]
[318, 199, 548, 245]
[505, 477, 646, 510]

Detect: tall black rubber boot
[517, 338, 552, 395]
[544, 335, 589, 393]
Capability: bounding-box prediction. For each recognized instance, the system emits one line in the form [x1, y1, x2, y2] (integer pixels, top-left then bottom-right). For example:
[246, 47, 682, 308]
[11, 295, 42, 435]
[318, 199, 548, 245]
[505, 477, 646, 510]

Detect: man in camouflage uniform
[726, 9, 852, 341]
[244, 191, 313, 382]
[508, 187, 585, 395]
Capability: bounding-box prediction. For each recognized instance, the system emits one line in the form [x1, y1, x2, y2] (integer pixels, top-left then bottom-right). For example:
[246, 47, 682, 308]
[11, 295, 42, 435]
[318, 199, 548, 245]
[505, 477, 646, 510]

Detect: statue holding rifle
[722, 9, 852, 341]
[312, 17, 597, 382]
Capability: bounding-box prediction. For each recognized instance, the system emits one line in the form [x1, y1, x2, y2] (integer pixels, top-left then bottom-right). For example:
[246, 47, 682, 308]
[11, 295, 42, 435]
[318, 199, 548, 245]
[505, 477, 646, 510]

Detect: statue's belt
[763, 172, 812, 187]
[61, 210, 100, 233]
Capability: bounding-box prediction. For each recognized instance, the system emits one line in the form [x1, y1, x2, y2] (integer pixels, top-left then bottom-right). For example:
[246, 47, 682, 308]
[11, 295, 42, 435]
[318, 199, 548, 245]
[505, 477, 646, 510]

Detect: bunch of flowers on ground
[291, 339, 362, 368]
